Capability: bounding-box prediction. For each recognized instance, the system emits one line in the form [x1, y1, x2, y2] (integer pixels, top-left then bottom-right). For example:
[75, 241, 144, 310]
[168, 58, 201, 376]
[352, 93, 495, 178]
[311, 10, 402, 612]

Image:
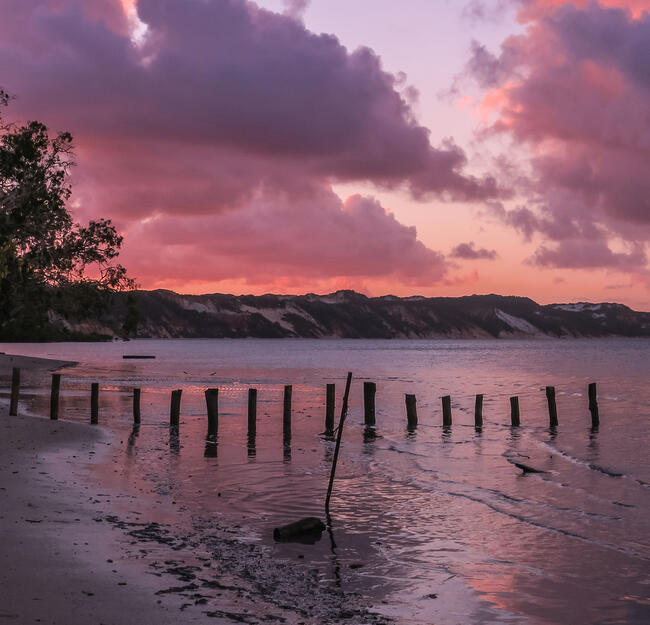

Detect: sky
[1, 0, 649, 308]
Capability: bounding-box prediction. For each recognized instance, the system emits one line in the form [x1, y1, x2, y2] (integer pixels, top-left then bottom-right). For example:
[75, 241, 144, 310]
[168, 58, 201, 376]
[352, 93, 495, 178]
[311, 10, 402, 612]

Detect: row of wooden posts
[7, 368, 601, 435]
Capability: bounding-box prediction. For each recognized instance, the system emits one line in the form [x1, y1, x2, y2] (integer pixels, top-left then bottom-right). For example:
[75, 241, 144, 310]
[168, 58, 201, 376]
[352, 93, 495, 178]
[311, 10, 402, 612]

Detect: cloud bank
[0, 0, 511, 291]
[469, 0, 649, 273]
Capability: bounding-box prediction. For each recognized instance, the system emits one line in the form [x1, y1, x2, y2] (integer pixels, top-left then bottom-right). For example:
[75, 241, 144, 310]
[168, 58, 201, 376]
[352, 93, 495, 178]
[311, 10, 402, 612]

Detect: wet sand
[0, 354, 389, 625]
[0, 354, 231, 624]
[6, 340, 649, 624]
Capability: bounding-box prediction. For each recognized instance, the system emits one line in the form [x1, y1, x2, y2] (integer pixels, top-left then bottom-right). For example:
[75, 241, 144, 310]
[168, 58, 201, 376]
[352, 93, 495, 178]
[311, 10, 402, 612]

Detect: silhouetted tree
[0, 88, 134, 339]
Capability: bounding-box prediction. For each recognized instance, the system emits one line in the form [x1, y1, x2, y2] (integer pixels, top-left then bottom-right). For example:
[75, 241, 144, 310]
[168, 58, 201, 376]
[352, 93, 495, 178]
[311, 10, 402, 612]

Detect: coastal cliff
[51, 290, 650, 340]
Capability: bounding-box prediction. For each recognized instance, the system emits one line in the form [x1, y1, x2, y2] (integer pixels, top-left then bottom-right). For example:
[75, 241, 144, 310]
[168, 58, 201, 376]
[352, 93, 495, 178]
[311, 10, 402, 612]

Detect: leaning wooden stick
[325, 371, 353, 515]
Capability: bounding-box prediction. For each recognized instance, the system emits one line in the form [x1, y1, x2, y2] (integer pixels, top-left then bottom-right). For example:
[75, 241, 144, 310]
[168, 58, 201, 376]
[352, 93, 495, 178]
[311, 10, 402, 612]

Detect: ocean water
[2, 338, 649, 624]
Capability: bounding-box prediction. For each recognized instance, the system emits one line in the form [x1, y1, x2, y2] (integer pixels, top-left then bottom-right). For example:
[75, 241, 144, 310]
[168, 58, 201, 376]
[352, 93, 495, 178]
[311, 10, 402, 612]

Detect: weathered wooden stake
[325, 383, 336, 436]
[133, 388, 141, 425]
[325, 371, 353, 515]
[170, 389, 182, 428]
[474, 394, 483, 428]
[248, 388, 257, 438]
[283, 385, 292, 443]
[546, 386, 558, 427]
[90, 383, 99, 425]
[50, 373, 61, 421]
[442, 395, 452, 427]
[9, 367, 20, 416]
[588, 382, 599, 428]
[205, 388, 219, 437]
[363, 382, 376, 427]
[405, 394, 418, 430]
[510, 396, 520, 427]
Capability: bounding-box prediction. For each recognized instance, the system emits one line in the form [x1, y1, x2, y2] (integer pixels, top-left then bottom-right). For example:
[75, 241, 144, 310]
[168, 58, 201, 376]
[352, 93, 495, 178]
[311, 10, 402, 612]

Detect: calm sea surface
[3, 338, 649, 624]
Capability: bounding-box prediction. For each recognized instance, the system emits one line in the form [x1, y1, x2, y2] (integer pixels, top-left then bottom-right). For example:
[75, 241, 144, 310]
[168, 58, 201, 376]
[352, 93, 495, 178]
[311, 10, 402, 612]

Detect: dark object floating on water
[273, 517, 325, 544]
[123, 355, 156, 359]
[510, 461, 546, 474]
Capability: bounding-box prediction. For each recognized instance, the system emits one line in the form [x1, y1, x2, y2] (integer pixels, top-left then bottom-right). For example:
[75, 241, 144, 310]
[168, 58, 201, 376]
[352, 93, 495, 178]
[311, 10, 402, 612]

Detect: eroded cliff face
[56, 290, 650, 340]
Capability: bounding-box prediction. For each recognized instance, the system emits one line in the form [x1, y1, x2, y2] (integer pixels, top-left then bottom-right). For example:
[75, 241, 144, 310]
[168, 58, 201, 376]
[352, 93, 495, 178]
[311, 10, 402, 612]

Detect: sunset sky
[1, 0, 649, 308]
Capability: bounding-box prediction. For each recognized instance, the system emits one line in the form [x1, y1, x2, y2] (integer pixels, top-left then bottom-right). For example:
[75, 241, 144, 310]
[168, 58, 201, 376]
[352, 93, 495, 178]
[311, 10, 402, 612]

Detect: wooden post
[170, 389, 182, 428]
[325, 383, 335, 436]
[205, 388, 218, 437]
[204, 442, 218, 458]
[510, 396, 520, 427]
[363, 382, 376, 427]
[50, 374, 61, 421]
[283, 385, 292, 443]
[9, 367, 20, 416]
[325, 372, 353, 515]
[405, 394, 417, 430]
[248, 388, 257, 438]
[442, 395, 452, 427]
[90, 383, 99, 425]
[588, 382, 599, 428]
[546, 386, 558, 427]
[474, 394, 483, 428]
[133, 388, 141, 425]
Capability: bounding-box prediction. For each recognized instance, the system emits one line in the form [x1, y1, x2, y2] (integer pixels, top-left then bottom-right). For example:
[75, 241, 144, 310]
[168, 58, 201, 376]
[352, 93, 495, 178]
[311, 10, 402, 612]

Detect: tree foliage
[0, 88, 134, 340]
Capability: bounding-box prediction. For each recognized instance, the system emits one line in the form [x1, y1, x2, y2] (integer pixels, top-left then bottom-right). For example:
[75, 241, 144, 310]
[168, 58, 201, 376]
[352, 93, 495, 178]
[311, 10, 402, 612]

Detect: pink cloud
[530, 239, 646, 269]
[0, 0, 501, 202]
[450, 241, 498, 260]
[0, 0, 494, 289]
[469, 1, 650, 271]
[120, 191, 448, 289]
[521, 0, 649, 19]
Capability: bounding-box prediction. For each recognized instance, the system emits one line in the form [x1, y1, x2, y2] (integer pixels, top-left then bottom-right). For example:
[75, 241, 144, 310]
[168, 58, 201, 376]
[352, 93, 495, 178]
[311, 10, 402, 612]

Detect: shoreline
[0, 354, 390, 625]
[0, 355, 235, 624]
[0, 352, 78, 371]
[4, 343, 648, 624]
[0, 409, 235, 624]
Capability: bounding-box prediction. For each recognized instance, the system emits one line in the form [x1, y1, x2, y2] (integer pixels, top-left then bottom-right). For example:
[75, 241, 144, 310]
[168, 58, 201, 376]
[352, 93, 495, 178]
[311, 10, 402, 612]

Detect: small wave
[588, 463, 624, 478]
[535, 440, 626, 479]
[395, 477, 649, 563]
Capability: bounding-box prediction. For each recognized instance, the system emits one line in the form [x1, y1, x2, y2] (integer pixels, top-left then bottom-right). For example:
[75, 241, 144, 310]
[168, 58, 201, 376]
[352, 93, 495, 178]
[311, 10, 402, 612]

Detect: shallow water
[2, 338, 649, 624]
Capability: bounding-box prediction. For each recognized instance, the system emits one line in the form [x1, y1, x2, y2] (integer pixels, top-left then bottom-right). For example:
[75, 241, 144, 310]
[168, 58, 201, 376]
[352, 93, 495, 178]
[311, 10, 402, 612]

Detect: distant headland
[42, 289, 650, 341]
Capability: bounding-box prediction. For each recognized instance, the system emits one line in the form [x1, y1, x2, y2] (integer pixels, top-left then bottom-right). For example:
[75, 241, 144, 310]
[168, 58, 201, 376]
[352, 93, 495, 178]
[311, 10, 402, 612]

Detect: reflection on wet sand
[8, 338, 650, 625]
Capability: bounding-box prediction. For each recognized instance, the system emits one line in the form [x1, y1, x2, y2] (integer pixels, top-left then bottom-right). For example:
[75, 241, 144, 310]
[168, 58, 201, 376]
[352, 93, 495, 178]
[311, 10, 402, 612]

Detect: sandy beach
[3, 341, 649, 625]
[0, 354, 231, 625]
[0, 353, 390, 625]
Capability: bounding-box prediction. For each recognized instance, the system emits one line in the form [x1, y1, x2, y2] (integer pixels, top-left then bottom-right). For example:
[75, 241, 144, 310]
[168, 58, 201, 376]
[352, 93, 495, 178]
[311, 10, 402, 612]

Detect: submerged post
[248, 388, 257, 438]
[442, 395, 452, 427]
[90, 383, 99, 425]
[283, 385, 292, 443]
[9, 367, 20, 416]
[474, 394, 483, 428]
[510, 396, 520, 427]
[205, 388, 218, 437]
[50, 373, 61, 421]
[170, 389, 182, 428]
[588, 382, 599, 428]
[325, 372, 353, 515]
[133, 388, 141, 425]
[405, 394, 418, 430]
[546, 386, 558, 427]
[325, 383, 335, 436]
[363, 382, 376, 427]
